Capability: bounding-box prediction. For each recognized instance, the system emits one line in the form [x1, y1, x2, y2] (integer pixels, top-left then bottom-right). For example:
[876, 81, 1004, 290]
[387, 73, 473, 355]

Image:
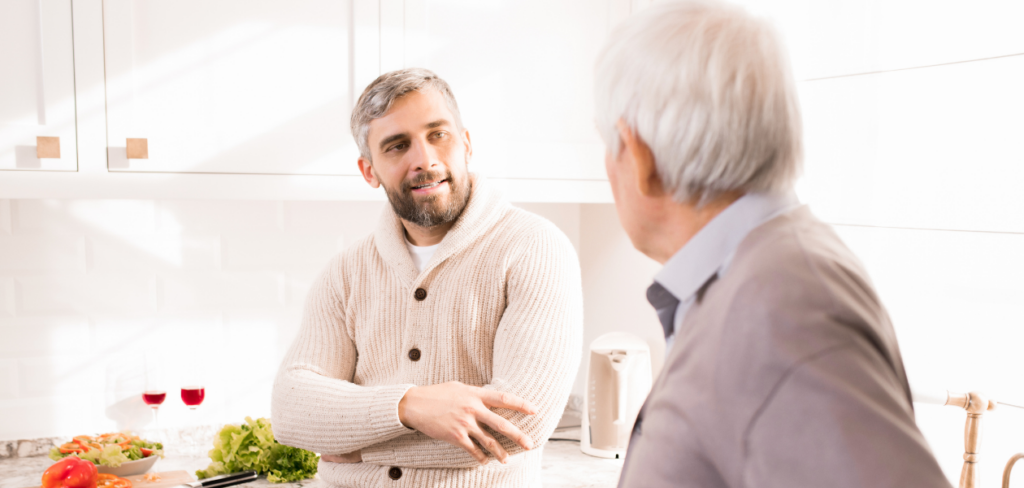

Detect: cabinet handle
[126, 138, 149, 159]
[37, 136, 60, 159]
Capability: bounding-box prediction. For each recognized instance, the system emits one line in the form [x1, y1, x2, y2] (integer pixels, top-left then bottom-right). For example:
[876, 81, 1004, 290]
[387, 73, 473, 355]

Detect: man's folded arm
[742, 338, 952, 488]
[361, 227, 584, 468]
[272, 256, 415, 455]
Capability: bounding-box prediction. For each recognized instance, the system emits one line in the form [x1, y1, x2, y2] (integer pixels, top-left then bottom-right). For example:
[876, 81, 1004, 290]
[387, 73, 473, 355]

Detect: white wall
[0, 199, 607, 442]
[576, 205, 664, 400]
[0, 198, 386, 439]
[3, 196, 1022, 486]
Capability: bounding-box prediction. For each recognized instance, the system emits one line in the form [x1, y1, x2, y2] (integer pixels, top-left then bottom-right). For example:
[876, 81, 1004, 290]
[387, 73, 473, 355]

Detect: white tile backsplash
[7, 192, 1017, 488]
[0, 361, 17, 400]
[0, 317, 91, 357]
[18, 356, 106, 396]
[0, 201, 11, 234]
[0, 236, 86, 273]
[283, 201, 386, 236]
[15, 274, 158, 316]
[12, 200, 158, 236]
[0, 279, 12, 317]
[221, 235, 343, 270]
[0, 198, 584, 441]
[157, 201, 282, 234]
[88, 234, 221, 272]
[159, 272, 284, 311]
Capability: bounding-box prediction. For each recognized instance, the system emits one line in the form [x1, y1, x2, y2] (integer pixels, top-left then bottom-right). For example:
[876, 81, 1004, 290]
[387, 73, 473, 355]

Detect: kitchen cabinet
[0, 0, 78, 172]
[391, 0, 631, 182]
[0, 0, 618, 202]
[101, 0, 377, 176]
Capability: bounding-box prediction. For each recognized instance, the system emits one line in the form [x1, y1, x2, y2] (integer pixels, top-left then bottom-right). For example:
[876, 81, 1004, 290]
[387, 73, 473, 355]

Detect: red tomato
[139, 448, 153, 457]
[58, 443, 83, 454]
[41, 456, 98, 488]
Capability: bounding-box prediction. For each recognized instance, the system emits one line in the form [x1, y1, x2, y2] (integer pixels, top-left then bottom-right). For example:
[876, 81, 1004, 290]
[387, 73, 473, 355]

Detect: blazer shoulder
[730, 207, 880, 318]
[705, 207, 896, 362]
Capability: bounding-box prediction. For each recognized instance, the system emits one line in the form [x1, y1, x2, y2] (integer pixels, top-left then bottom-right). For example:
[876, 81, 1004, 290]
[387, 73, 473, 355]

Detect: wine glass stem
[190, 407, 198, 456]
[149, 407, 162, 446]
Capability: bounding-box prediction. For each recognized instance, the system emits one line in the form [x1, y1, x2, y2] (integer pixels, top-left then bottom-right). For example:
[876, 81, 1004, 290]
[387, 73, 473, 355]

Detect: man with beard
[271, 68, 583, 488]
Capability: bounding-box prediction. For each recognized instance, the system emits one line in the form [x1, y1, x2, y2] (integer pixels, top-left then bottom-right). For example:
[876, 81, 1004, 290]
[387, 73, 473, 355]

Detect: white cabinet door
[103, 0, 379, 175]
[0, 0, 78, 171]
[395, 0, 630, 182]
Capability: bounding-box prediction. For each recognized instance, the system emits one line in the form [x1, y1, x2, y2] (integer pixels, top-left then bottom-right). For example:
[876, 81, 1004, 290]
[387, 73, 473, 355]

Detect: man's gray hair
[351, 68, 465, 160]
[594, 0, 802, 204]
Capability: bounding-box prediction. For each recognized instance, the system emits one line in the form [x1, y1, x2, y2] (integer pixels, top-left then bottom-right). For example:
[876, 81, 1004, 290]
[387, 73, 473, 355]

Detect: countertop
[0, 428, 622, 488]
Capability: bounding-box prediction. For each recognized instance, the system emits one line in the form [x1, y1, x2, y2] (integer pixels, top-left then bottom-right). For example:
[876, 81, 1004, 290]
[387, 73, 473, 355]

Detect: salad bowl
[96, 454, 160, 476]
[49, 432, 164, 477]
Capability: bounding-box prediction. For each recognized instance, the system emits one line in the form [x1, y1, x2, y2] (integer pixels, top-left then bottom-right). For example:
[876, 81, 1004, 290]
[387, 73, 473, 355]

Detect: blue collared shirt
[656, 191, 800, 352]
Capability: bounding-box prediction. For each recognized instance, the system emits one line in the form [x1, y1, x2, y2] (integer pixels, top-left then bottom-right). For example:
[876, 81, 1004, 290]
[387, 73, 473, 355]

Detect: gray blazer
[618, 206, 951, 488]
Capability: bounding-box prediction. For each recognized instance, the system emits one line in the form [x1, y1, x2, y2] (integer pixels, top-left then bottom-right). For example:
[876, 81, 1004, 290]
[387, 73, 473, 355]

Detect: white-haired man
[595, 2, 951, 487]
[271, 68, 582, 487]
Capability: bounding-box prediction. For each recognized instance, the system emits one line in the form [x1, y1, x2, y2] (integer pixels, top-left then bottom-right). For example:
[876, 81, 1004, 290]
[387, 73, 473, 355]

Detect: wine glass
[142, 390, 167, 418]
[142, 351, 167, 443]
[181, 386, 205, 410]
[181, 385, 205, 455]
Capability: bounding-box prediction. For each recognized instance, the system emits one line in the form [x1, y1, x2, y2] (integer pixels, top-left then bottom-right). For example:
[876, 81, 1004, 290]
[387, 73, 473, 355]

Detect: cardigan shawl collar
[372, 174, 509, 286]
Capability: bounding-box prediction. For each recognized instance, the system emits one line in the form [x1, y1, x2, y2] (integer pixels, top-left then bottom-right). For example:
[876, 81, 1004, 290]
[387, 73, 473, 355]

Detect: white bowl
[96, 455, 160, 477]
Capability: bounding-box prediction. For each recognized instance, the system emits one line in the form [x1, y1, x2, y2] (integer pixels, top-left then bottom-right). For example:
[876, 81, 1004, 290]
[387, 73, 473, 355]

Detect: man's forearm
[360, 434, 484, 469]
[271, 367, 416, 455]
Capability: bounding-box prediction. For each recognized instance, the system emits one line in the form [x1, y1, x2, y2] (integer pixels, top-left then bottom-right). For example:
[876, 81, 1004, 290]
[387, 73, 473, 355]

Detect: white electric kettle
[581, 332, 652, 459]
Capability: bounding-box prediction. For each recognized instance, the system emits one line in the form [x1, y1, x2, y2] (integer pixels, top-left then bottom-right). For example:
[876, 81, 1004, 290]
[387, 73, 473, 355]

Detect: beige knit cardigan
[271, 176, 583, 487]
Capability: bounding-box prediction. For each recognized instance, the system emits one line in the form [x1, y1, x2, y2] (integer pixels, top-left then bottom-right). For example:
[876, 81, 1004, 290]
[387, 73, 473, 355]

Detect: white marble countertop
[0, 428, 622, 488]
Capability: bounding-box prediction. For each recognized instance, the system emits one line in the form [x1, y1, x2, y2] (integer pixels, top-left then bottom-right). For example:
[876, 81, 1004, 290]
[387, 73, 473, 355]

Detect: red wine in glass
[181, 386, 205, 409]
[143, 391, 167, 407]
[143, 390, 166, 437]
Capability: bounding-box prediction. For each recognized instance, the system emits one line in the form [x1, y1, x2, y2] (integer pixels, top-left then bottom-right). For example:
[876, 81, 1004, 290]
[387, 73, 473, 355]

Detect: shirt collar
[654, 191, 800, 304]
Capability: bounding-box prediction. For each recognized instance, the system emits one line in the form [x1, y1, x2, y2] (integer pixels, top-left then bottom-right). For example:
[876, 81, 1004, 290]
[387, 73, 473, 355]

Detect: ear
[615, 119, 663, 197]
[358, 157, 380, 188]
[462, 129, 473, 163]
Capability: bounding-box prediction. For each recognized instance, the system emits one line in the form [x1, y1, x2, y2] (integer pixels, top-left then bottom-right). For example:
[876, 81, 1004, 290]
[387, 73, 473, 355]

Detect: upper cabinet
[0, 0, 77, 171]
[101, 0, 378, 176]
[390, 0, 630, 182]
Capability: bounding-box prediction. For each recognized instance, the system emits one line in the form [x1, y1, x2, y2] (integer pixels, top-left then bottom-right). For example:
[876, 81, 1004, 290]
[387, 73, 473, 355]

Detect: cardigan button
[414, 288, 427, 301]
[388, 466, 402, 480]
[408, 348, 421, 361]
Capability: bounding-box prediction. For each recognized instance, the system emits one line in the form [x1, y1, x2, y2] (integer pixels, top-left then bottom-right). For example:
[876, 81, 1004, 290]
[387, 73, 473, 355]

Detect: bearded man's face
[359, 88, 472, 228]
[379, 162, 471, 228]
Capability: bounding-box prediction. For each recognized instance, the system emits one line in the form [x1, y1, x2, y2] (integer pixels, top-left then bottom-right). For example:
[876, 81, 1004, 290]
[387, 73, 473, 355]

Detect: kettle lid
[589, 331, 649, 353]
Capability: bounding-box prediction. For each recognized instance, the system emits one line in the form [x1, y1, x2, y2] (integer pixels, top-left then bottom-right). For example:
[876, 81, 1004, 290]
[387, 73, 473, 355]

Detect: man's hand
[398, 382, 538, 465]
[323, 451, 362, 463]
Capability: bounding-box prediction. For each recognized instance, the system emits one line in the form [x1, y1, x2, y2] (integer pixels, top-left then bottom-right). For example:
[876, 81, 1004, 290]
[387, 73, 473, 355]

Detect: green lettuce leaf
[96, 444, 131, 467]
[196, 417, 318, 483]
[48, 447, 69, 462]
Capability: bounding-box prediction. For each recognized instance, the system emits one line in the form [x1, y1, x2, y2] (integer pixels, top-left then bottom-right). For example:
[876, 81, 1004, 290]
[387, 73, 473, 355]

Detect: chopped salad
[49, 432, 164, 468]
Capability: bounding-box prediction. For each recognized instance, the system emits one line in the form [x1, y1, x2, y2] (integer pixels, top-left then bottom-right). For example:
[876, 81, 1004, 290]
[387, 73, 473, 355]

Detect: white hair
[594, 0, 802, 204]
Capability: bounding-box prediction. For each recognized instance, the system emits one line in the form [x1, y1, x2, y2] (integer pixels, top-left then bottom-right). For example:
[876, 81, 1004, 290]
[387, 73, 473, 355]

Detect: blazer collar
[654, 191, 800, 306]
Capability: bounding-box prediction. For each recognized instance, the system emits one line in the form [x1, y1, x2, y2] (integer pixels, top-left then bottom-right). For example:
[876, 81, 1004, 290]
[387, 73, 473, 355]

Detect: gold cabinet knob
[126, 138, 149, 159]
[37, 136, 60, 159]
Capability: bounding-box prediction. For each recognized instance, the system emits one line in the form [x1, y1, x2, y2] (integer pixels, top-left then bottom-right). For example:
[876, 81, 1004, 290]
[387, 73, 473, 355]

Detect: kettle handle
[609, 352, 630, 425]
